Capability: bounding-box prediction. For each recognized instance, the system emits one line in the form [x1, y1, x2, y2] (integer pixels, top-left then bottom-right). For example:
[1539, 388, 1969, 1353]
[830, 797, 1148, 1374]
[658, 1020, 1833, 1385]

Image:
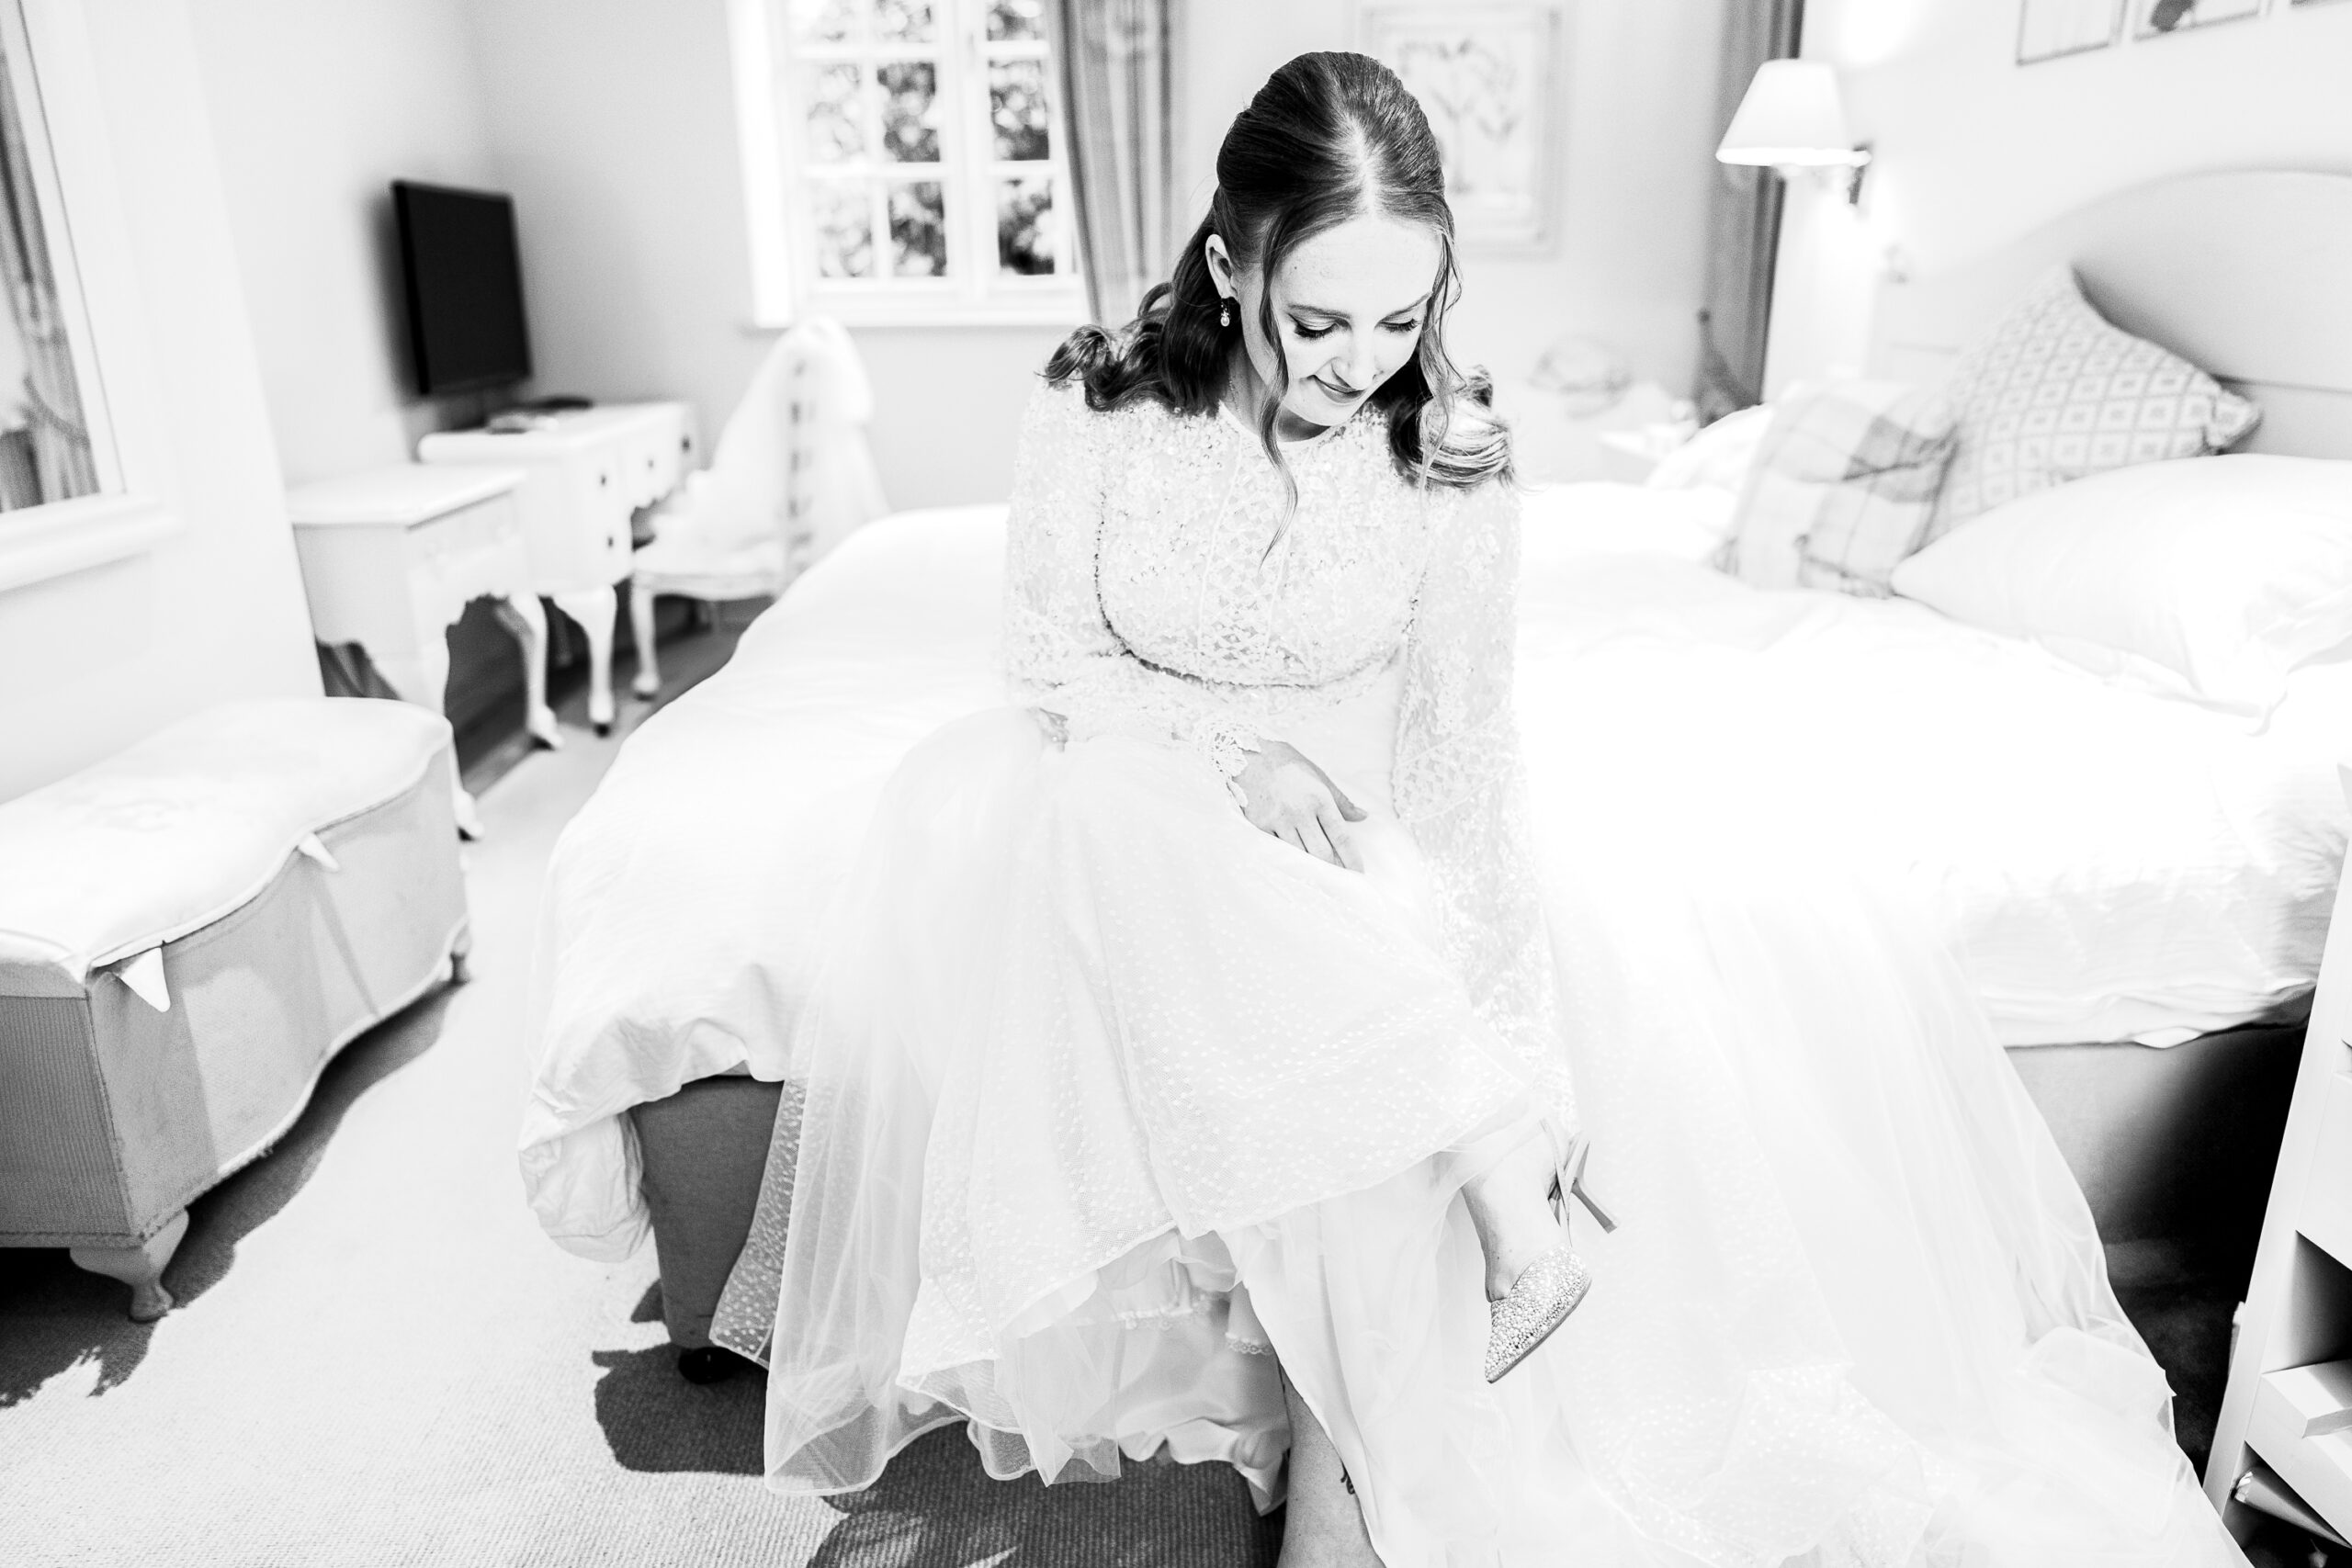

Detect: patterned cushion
[1929, 267, 2260, 541]
[1718, 380, 1958, 597]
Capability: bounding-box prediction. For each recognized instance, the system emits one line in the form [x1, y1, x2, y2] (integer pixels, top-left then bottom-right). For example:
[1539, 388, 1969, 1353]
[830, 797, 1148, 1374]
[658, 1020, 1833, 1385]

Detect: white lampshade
[1716, 60, 1866, 168]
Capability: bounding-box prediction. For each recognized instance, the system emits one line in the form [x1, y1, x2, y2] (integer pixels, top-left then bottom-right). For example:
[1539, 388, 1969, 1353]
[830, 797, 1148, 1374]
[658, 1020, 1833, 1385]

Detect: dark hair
[1045, 51, 1509, 502]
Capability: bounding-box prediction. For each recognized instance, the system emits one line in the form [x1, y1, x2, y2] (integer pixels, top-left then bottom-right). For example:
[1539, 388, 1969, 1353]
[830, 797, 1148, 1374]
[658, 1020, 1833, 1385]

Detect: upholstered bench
[0, 698, 469, 1319]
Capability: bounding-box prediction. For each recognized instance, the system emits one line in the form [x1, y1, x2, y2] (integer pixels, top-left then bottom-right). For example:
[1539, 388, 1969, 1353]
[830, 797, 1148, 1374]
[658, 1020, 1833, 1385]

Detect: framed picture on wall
[2017, 0, 2123, 62]
[1353, 1, 1564, 253]
[2132, 0, 2267, 35]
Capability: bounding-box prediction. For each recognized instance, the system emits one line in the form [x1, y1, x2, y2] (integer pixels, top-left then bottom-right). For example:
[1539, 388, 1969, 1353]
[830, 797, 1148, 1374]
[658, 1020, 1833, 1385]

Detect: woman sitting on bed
[754, 50, 2246, 1568]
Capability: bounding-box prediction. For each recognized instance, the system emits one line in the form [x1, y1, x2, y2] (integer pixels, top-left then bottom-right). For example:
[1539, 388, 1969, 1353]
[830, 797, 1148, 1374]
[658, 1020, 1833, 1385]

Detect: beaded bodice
[1002, 377, 1564, 1089]
[1091, 400, 1433, 705]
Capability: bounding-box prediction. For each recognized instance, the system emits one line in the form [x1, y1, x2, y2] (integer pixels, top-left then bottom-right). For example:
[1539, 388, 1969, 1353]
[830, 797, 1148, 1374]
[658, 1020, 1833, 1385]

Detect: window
[753, 0, 1083, 327]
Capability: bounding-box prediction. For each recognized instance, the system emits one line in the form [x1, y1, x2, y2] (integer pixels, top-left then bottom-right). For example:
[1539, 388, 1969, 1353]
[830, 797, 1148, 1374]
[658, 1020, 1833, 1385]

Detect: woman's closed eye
[1291, 317, 1423, 341]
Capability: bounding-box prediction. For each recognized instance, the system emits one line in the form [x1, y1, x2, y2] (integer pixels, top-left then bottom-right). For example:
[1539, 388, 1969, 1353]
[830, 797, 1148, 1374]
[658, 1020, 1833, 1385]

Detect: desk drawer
[623, 427, 684, 509]
[406, 491, 521, 570]
[2305, 1070, 2352, 1267]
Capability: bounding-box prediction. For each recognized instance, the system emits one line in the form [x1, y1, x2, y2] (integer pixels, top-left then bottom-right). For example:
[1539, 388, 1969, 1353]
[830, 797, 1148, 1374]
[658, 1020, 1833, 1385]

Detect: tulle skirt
[750, 666, 2245, 1567]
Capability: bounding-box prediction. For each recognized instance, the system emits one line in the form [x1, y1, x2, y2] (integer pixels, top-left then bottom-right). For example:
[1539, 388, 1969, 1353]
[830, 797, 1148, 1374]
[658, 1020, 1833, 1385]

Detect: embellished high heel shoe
[1484, 1135, 1617, 1384]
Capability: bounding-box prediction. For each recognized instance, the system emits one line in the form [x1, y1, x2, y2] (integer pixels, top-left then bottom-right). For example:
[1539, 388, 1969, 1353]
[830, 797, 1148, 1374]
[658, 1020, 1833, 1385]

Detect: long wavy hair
[1044, 51, 1510, 505]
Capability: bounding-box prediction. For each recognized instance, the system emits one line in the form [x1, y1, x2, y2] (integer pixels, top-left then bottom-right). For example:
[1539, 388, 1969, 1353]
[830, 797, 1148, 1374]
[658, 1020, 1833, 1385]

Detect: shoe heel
[1564, 1137, 1618, 1235]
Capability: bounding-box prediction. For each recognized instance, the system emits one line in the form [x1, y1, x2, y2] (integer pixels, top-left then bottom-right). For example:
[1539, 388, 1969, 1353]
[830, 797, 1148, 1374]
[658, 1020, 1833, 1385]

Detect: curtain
[1046, 0, 1176, 329]
[1694, 0, 1805, 423]
[0, 48, 94, 506]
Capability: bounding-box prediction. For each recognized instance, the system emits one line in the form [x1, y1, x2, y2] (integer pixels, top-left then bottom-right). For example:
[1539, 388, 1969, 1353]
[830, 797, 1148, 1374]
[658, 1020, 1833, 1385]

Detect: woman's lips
[1310, 374, 1364, 400]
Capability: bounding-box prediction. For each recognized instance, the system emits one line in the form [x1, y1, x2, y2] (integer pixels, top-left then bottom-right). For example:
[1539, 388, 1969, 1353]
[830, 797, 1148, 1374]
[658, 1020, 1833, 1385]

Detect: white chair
[628, 317, 888, 697]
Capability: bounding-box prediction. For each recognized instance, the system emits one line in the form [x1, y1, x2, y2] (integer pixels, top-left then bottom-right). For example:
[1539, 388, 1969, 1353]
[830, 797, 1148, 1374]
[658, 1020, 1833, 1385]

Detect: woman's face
[1208, 212, 1442, 434]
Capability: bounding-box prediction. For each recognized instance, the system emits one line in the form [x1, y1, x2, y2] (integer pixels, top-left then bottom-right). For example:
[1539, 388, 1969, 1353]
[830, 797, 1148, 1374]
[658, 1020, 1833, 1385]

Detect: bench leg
[448, 920, 474, 985]
[71, 1208, 188, 1323]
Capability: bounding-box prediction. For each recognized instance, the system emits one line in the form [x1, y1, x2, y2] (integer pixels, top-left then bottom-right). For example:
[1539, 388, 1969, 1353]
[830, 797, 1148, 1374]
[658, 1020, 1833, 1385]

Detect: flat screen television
[392, 180, 532, 397]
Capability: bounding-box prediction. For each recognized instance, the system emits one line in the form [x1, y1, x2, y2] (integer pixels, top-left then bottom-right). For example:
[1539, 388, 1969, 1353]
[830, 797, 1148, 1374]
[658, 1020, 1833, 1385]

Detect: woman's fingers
[1315, 805, 1363, 873]
[1282, 815, 1348, 869]
[1296, 753, 1370, 825]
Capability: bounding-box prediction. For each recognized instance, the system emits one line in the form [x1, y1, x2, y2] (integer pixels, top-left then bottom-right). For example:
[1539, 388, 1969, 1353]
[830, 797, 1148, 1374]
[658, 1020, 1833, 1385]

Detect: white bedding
[522, 488, 2348, 1259]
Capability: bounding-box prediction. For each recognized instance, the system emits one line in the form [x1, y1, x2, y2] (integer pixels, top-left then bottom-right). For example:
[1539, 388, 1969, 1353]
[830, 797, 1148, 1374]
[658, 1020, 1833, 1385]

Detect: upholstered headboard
[1867, 169, 2352, 460]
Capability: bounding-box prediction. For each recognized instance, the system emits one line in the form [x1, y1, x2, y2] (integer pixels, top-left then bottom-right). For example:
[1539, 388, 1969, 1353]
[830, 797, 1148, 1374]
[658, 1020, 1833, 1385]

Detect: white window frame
[0, 0, 180, 595]
[729, 0, 1087, 330]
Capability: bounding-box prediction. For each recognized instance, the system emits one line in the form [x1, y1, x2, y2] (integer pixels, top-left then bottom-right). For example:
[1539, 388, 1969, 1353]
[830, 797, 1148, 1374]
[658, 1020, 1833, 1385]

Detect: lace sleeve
[1002, 379, 1258, 775]
[1392, 479, 1569, 1109]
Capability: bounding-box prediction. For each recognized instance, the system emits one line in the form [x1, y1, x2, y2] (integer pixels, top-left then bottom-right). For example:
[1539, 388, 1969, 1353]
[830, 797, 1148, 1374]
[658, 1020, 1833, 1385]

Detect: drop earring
[1219, 297, 1233, 329]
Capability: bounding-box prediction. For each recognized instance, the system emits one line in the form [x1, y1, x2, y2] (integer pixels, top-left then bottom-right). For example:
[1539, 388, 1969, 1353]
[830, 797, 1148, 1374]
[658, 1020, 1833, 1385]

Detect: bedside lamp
[1716, 60, 1871, 204]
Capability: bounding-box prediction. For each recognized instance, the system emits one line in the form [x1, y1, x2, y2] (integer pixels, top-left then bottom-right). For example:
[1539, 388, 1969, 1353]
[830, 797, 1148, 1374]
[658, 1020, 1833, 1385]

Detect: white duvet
[522, 489, 2348, 1260]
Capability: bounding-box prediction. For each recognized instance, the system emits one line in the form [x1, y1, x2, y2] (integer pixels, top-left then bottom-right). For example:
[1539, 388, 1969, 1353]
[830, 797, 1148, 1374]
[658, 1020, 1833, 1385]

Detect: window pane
[996, 177, 1055, 275]
[986, 0, 1044, 41]
[797, 62, 865, 163]
[784, 0, 860, 45]
[875, 0, 937, 43]
[888, 181, 947, 276]
[876, 61, 940, 163]
[812, 182, 875, 277]
[989, 59, 1050, 161]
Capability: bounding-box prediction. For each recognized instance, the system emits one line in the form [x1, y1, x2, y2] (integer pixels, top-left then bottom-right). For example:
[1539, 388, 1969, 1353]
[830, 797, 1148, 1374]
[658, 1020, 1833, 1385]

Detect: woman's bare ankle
[1462, 1130, 1563, 1301]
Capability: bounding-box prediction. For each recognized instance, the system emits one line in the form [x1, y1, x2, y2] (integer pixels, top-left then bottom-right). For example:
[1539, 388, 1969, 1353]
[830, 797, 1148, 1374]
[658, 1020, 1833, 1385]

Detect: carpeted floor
[0, 621, 2322, 1566]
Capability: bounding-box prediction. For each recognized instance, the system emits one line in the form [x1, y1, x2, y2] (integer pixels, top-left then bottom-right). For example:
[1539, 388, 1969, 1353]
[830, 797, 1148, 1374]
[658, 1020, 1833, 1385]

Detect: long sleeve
[1001, 379, 1256, 767]
[1392, 479, 1569, 1111]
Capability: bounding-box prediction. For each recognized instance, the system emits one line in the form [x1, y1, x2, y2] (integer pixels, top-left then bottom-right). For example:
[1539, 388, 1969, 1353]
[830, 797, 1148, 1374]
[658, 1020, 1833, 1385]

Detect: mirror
[0, 2, 96, 513]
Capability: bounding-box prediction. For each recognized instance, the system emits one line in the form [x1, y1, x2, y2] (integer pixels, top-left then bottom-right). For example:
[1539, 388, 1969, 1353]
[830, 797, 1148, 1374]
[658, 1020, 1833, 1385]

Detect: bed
[521, 169, 2352, 1369]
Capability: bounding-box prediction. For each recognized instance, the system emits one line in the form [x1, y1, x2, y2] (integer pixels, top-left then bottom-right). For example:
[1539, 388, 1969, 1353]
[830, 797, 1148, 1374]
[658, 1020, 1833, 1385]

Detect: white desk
[288, 464, 552, 836]
[418, 402, 695, 735]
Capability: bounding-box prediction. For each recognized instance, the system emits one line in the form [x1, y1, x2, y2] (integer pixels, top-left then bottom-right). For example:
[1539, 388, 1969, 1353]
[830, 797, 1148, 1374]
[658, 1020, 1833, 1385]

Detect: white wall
[1767, 0, 2352, 391]
[462, 0, 767, 447]
[0, 0, 319, 801]
[460, 0, 1061, 511]
[187, 0, 498, 487]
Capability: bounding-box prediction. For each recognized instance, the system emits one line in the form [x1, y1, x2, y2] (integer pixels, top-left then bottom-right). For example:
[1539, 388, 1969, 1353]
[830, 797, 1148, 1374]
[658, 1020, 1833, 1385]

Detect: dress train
[732, 671, 2245, 1566]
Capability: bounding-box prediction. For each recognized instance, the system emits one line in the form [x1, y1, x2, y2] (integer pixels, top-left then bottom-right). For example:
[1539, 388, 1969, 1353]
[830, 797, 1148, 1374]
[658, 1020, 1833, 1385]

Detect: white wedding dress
[729, 379, 2246, 1567]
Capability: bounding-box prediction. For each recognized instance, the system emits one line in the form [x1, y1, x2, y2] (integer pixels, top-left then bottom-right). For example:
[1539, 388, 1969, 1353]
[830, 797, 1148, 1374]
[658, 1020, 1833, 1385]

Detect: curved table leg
[71, 1208, 189, 1323]
[492, 592, 560, 750]
[371, 642, 485, 840]
[551, 584, 619, 737]
[628, 582, 662, 700]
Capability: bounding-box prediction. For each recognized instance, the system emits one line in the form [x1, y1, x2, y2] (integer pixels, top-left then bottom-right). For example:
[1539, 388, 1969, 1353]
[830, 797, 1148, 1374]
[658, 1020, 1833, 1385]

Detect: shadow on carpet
[0, 985, 454, 1409]
[807, 1427, 1281, 1568]
[591, 1346, 1282, 1566]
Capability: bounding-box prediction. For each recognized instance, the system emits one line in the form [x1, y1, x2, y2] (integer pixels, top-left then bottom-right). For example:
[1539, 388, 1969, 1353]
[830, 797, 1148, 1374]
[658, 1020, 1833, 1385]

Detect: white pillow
[1646, 403, 1772, 493]
[1890, 455, 2352, 716]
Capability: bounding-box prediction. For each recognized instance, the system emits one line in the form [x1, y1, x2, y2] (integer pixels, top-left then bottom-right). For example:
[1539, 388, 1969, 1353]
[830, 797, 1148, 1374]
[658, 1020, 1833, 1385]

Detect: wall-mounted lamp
[1715, 60, 1871, 205]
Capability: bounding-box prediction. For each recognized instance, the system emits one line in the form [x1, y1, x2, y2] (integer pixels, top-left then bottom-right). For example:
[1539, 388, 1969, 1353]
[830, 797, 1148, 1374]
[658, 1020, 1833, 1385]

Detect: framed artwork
[2132, 0, 2267, 34]
[2017, 0, 2123, 62]
[1354, 1, 1563, 253]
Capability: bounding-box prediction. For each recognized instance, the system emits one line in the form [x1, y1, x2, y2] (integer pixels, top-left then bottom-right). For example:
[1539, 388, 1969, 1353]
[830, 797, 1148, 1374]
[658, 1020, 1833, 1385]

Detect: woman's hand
[1230, 739, 1367, 871]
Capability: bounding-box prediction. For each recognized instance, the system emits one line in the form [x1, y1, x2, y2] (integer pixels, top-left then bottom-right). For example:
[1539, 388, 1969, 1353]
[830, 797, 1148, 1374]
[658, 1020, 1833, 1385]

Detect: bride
[744, 50, 2247, 1567]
